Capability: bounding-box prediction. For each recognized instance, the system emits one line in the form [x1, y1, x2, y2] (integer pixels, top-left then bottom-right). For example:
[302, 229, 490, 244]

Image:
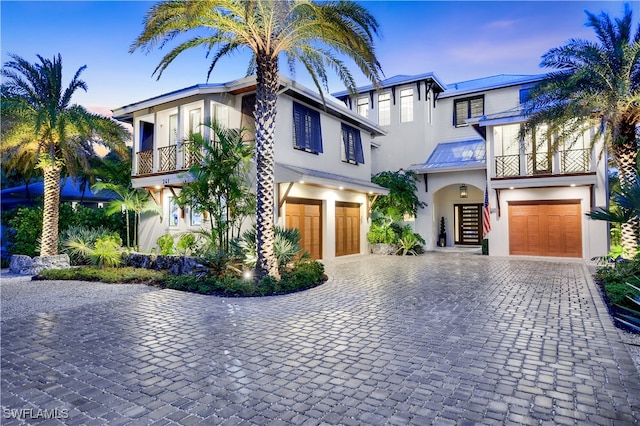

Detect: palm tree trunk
[254, 53, 280, 280]
[613, 133, 638, 257]
[40, 164, 63, 256]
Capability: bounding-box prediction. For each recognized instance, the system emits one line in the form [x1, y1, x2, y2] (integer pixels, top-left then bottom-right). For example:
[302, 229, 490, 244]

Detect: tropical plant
[588, 174, 640, 260]
[176, 233, 197, 255]
[175, 122, 254, 253]
[64, 233, 123, 269]
[366, 217, 398, 245]
[522, 4, 640, 256]
[156, 234, 176, 255]
[1, 53, 129, 256]
[232, 226, 310, 271]
[60, 225, 114, 265]
[615, 282, 640, 332]
[92, 182, 160, 249]
[130, 0, 383, 279]
[371, 170, 426, 221]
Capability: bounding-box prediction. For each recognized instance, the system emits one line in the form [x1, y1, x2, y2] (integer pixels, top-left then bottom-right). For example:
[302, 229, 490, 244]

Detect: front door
[455, 204, 482, 245]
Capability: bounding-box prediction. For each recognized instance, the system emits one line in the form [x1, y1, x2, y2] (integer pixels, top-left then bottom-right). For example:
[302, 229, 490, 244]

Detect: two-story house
[112, 75, 387, 259]
[335, 74, 608, 260]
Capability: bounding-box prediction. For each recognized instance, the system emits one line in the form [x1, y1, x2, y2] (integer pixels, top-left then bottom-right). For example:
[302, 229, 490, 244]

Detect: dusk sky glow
[1, 1, 633, 113]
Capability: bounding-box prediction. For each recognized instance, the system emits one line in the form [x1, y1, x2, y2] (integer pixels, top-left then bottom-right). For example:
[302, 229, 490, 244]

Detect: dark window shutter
[341, 123, 364, 164]
[293, 102, 322, 153]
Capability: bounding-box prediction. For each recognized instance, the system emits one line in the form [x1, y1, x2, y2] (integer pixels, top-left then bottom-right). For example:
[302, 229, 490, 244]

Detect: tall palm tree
[522, 4, 640, 256]
[130, 0, 383, 279]
[1, 54, 129, 256]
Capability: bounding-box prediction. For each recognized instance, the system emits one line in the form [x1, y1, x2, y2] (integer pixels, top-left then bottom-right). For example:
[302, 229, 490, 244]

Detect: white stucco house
[113, 69, 609, 261]
[111, 76, 388, 260]
[334, 73, 609, 259]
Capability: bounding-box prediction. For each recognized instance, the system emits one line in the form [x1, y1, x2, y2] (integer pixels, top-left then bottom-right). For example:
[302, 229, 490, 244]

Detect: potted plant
[438, 217, 446, 247]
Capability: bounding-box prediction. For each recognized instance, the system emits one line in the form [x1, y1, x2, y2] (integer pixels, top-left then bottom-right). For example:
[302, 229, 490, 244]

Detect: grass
[34, 260, 327, 297]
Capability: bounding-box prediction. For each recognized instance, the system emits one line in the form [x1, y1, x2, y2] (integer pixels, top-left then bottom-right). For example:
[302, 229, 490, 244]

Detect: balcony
[494, 148, 591, 178]
[137, 150, 153, 175]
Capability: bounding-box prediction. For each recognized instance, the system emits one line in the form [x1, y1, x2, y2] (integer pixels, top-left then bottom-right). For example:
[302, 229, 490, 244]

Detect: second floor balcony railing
[182, 141, 201, 169]
[159, 145, 177, 172]
[494, 148, 591, 178]
[495, 154, 520, 177]
[137, 150, 153, 175]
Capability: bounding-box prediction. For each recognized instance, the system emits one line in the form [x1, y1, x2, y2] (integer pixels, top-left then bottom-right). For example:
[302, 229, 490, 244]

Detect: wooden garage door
[285, 198, 322, 259]
[335, 202, 360, 257]
[509, 200, 582, 258]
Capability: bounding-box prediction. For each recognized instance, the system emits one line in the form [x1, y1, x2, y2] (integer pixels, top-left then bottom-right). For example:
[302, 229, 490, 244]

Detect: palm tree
[522, 4, 640, 256]
[92, 182, 160, 249]
[588, 174, 640, 258]
[1, 54, 129, 256]
[130, 0, 383, 279]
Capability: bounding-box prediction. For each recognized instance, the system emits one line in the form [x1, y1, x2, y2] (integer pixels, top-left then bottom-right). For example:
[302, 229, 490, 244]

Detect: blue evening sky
[1, 1, 632, 112]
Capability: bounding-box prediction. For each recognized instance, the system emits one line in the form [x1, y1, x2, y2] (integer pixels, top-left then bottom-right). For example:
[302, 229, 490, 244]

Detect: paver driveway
[2, 254, 639, 425]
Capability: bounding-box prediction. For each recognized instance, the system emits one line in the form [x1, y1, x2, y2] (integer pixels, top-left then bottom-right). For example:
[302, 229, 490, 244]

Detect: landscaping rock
[370, 243, 398, 255]
[122, 252, 205, 275]
[9, 254, 70, 275]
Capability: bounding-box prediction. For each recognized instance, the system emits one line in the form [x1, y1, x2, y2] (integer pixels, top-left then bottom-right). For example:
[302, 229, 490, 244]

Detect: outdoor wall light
[459, 184, 468, 198]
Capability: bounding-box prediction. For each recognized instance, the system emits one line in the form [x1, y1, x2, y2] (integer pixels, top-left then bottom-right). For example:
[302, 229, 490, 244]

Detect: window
[293, 102, 323, 153]
[356, 97, 369, 119]
[169, 197, 179, 226]
[454, 96, 484, 127]
[191, 207, 202, 226]
[519, 88, 532, 105]
[341, 123, 365, 164]
[378, 93, 391, 126]
[400, 88, 414, 122]
[169, 114, 178, 144]
[189, 109, 201, 135]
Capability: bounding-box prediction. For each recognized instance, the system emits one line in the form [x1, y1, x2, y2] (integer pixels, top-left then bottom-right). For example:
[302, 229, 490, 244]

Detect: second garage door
[335, 202, 361, 257]
[508, 200, 582, 258]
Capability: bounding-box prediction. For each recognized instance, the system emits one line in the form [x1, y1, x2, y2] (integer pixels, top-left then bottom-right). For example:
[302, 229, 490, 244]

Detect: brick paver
[2, 254, 639, 424]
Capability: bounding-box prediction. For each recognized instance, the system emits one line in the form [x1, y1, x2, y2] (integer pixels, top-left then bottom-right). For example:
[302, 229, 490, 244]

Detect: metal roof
[440, 74, 547, 98]
[410, 139, 486, 173]
[331, 72, 447, 98]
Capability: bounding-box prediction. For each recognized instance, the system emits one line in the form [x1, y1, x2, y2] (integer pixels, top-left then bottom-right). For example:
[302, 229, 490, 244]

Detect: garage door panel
[509, 201, 581, 258]
[286, 199, 322, 260]
[336, 202, 360, 257]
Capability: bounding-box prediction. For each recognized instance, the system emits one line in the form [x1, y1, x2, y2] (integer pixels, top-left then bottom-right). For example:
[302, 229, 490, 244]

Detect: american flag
[483, 185, 491, 238]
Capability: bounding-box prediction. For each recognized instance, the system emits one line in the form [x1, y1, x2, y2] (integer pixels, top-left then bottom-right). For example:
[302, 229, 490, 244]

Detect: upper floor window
[378, 93, 391, 126]
[189, 109, 201, 135]
[341, 123, 365, 164]
[293, 102, 323, 153]
[400, 88, 414, 123]
[356, 97, 369, 119]
[454, 96, 484, 127]
[169, 114, 178, 145]
[519, 88, 532, 105]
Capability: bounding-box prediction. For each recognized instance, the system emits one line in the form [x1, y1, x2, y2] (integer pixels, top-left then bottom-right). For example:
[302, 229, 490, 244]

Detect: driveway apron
[2, 254, 639, 425]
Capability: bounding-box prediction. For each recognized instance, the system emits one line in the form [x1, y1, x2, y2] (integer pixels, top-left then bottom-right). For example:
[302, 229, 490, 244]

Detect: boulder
[9, 254, 70, 275]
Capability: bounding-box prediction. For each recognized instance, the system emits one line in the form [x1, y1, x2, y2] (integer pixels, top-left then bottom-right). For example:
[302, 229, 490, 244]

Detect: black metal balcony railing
[562, 148, 591, 173]
[159, 145, 177, 172]
[137, 150, 153, 175]
[494, 148, 591, 178]
[526, 152, 551, 175]
[181, 141, 201, 169]
[495, 154, 520, 177]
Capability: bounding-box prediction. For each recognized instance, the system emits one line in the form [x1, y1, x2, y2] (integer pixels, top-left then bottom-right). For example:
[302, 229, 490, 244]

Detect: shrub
[231, 226, 309, 270]
[64, 232, 123, 269]
[156, 234, 175, 255]
[36, 266, 166, 283]
[176, 233, 197, 255]
[3, 203, 127, 257]
[367, 218, 398, 244]
[61, 225, 114, 265]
